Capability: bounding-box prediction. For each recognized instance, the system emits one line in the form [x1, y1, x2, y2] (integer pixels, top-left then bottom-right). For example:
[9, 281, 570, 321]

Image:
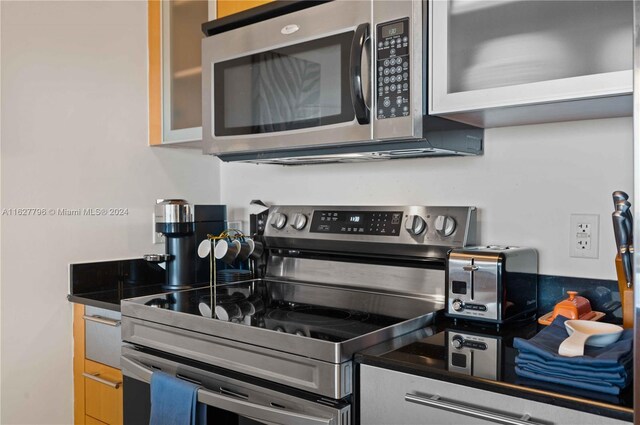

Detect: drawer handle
[462, 265, 479, 272]
[83, 372, 122, 389]
[83, 315, 121, 327]
[405, 393, 544, 425]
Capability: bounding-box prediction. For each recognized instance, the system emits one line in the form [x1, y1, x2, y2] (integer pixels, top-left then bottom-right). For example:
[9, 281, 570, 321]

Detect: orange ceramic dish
[538, 291, 605, 325]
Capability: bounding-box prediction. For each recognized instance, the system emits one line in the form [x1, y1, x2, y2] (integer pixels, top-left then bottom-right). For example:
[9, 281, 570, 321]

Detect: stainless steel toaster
[445, 246, 538, 324]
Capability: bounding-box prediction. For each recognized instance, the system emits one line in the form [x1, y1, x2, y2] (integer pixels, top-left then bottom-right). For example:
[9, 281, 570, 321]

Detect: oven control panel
[263, 206, 478, 258]
[376, 18, 410, 120]
[310, 210, 403, 236]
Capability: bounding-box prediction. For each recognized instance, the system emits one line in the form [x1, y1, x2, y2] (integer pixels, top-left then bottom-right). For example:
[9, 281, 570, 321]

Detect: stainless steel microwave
[201, 0, 483, 164]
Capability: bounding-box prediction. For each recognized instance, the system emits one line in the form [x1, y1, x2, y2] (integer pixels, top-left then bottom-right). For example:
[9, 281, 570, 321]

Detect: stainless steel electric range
[120, 205, 477, 425]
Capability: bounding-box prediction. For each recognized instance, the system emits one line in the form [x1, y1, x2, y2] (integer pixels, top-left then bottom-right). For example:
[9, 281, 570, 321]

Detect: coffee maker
[145, 199, 227, 291]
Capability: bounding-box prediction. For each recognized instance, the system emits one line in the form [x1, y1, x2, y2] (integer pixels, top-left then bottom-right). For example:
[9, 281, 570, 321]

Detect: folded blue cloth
[516, 361, 629, 386]
[513, 316, 633, 395]
[516, 351, 632, 375]
[150, 371, 207, 425]
[515, 366, 624, 395]
[513, 376, 625, 406]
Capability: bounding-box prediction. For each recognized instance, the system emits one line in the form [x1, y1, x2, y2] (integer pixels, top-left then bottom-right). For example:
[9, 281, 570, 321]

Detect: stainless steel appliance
[200, 1, 483, 164]
[121, 205, 477, 424]
[446, 246, 538, 324]
[144, 200, 227, 290]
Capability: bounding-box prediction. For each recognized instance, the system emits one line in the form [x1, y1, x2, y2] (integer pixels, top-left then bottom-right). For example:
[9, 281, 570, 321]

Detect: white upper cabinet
[429, 0, 633, 127]
[162, 0, 209, 143]
[149, 0, 215, 147]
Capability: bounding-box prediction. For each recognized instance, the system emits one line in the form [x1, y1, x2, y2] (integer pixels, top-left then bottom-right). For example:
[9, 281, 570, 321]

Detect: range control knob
[290, 213, 308, 231]
[405, 215, 426, 236]
[452, 299, 464, 312]
[435, 215, 456, 237]
[270, 213, 288, 230]
[451, 335, 464, 350]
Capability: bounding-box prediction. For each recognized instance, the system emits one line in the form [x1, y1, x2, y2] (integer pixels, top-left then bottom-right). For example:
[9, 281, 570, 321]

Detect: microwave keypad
[376, 19, 410, 120]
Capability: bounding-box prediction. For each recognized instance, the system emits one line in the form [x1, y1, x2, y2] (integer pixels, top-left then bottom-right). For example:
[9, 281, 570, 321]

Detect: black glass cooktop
[132, 279, 407, 343]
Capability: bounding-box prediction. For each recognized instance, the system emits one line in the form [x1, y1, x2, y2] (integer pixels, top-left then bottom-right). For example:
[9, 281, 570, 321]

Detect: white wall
[1, 2, 220, 424]
[221, 117, 633, 280]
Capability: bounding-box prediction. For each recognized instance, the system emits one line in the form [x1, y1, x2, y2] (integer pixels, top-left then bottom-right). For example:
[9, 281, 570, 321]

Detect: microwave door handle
[350, 23, 370, 125]
[121, 356, 333, 425]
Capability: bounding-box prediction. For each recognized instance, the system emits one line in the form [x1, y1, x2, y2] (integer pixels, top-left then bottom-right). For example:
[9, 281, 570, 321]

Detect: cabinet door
[84, 360, 123, 425]
[85, 415, 108, 425]
[149, 1, 214, 146]
[217, 0, 273, 18]
[360, 365, 629, 425]
[429, 0, 633, 127]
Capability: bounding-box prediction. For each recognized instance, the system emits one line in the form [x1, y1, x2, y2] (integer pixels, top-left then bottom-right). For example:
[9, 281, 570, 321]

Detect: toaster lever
[463, 260, 478, 300]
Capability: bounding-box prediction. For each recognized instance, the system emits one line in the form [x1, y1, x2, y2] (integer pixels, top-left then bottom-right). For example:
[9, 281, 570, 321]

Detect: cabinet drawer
[84, 360, 123, 425]
[84, 306, 121, 369]
[360, 365, 628, 425]
[85, 415, 108, 425]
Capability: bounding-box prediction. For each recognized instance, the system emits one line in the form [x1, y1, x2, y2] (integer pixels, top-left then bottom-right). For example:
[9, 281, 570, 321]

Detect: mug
[214, 239, 241, 264]
[236, 239, 255, 261]
[197, 239, 212, 258]
[214, 302, 243, 322]
[249, 240, 264, 260]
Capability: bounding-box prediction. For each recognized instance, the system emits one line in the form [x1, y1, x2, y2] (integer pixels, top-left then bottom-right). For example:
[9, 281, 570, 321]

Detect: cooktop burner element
[122, 205, 478, 399]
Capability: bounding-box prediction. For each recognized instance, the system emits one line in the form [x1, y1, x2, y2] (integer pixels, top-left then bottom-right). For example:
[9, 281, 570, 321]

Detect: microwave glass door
[214, 32, 354, 136]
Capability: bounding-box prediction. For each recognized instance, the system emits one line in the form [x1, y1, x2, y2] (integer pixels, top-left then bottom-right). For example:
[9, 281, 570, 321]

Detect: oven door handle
[350, 22, 370, 125]
[121, 356, 335, 425]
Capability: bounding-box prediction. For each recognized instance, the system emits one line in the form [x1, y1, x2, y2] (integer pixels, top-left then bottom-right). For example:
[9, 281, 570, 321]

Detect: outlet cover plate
[570, 214, 599, 259]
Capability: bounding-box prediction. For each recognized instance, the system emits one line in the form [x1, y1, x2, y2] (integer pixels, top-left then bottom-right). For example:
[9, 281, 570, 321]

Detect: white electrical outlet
[570, 214, 599, 259]
[152, 213, 165, 244]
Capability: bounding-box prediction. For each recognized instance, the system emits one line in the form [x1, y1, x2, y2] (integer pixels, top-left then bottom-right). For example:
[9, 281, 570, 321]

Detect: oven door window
[214, 32, 354, 136]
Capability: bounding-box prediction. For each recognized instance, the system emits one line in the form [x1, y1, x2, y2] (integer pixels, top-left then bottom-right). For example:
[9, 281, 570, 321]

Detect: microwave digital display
[381, 22, 404, 38]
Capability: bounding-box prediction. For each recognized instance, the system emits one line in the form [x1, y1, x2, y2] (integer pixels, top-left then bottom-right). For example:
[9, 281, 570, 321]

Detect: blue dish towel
[150, 371, 207, 425]
[513, 316, 633, 395]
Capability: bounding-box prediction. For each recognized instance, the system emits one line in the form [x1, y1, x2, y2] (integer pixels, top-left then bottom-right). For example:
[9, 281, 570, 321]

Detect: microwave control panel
[376, 18, 410, 120]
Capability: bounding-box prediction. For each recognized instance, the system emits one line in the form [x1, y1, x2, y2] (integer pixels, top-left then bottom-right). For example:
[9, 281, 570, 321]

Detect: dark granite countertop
[356, 316, 633, 422]
[68, 258, 167, 311]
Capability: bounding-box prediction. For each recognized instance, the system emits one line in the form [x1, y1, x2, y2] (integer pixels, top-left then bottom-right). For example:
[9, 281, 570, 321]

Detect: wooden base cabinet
[84, 360, 123, 425]
[73, 304, 124, 425]
[360, 365, 629, 425]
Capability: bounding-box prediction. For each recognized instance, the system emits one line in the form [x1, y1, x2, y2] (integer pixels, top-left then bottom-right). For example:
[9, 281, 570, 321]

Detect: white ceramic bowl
[558, 320, 623, 357]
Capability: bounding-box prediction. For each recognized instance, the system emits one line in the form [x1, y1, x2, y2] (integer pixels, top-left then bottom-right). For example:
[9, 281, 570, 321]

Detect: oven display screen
[348, 214, 363, 223]
[382, 22, 404, 38]
[310, 210, 402, 236]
